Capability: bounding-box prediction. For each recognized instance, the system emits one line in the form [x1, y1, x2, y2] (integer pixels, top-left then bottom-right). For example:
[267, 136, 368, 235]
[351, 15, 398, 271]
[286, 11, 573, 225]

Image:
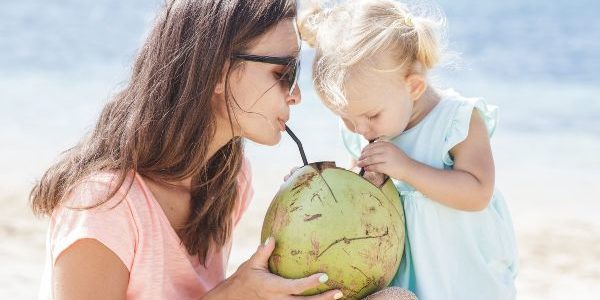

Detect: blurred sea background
[1, 0, 599, 298]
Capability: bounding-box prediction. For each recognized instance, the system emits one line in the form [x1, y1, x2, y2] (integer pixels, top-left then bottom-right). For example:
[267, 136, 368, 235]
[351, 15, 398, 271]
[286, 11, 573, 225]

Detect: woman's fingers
[279, 273, 330, 295]
[246, 238, 344, 299]
[280, 273, 343, 299]
[267, 267, 344, 298]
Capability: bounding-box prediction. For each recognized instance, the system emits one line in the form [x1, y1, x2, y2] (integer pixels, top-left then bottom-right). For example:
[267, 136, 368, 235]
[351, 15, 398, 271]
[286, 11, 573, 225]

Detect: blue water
[1, 0, 598, 81]
[1, 0, 599, 193]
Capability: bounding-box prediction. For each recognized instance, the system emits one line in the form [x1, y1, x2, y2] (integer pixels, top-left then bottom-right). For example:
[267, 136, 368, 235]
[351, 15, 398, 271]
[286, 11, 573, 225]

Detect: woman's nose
[286, 86, 302, 105]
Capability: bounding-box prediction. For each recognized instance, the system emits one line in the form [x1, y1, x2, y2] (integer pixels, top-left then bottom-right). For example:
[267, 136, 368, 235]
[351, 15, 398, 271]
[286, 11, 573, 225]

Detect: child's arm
[358, 111, 495, 211]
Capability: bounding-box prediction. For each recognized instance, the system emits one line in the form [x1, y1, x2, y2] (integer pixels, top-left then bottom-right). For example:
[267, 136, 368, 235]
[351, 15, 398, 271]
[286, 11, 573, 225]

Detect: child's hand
[357, 141, 412, 181]
[283, 166, 300, 181]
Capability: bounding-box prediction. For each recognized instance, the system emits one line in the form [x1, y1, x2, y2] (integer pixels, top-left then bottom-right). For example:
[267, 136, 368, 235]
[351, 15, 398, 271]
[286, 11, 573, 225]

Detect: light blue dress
[340, 89, 519, 300]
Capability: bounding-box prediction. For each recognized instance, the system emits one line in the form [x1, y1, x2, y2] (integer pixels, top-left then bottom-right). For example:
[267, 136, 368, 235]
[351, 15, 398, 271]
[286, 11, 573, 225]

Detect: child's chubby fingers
[357, 153, 386, 167]
[363, 162, 386, 173]
[361, 140, 392, 156]
[362, 143, 404, 161]
[359, 146, 386, 160]
[283, 166, 301, 181]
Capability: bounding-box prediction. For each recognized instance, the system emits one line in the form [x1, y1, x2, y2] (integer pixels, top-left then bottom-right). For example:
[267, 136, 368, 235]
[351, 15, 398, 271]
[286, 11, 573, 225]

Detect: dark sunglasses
[231, 18, 301, 96]
[231, 53, 300, 96]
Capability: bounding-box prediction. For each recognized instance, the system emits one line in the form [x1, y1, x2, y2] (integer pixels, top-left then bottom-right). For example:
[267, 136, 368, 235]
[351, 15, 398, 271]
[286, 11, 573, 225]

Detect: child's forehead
[346, 58, 402, 89]
[344, 67, 399, 99]
[334, 94, 378, 116]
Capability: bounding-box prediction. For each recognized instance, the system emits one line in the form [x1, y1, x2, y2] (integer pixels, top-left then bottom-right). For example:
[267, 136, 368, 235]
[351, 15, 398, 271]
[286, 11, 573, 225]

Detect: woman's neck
[179, 121, 234, 188]
[143, 120, 234, 231]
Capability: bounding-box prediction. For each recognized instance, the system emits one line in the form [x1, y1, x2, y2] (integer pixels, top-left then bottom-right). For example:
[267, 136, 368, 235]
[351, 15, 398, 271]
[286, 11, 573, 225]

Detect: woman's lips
[279, 119, 285, 131]
[278, 118, 289, 132]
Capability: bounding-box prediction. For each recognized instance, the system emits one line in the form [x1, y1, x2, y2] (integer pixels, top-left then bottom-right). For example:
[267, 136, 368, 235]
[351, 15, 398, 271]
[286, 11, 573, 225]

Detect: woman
[30, 0, 343, 299]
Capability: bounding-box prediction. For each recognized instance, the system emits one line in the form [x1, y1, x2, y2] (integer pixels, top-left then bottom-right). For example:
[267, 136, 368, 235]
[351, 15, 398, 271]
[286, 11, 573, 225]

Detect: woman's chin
[247, 131, 281, 146]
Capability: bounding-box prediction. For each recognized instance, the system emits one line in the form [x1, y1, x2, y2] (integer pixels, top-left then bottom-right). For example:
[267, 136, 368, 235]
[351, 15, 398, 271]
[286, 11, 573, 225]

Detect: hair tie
[405, 14, 414, 27]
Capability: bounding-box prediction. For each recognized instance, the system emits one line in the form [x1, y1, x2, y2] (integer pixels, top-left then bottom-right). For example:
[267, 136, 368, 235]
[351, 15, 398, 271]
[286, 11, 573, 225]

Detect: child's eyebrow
[361, 111, 375, 116]
[359, 108, 380, 117]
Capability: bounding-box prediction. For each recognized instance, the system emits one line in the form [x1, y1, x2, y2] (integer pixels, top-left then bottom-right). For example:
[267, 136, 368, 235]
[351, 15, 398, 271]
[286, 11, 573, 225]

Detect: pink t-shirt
[38, 159, 253, 299]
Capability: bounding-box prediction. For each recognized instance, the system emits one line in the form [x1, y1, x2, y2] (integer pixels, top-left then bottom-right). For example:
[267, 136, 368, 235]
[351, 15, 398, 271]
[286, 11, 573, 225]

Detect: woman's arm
[358, 112, 495, 211]
[53, 239, 129, 300]
[54, 238, 342, 300]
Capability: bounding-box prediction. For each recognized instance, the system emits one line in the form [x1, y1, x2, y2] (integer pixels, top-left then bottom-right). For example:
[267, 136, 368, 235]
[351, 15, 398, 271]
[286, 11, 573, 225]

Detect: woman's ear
[214, 60, 231, 95]
[405, 73, 427, 101]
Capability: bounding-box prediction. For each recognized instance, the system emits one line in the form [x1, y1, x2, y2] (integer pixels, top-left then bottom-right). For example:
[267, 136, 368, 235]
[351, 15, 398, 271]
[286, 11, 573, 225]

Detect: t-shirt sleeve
[442, 97, 498, 166]
[233, 157, 254, 227]
[48, 176, 138, 271]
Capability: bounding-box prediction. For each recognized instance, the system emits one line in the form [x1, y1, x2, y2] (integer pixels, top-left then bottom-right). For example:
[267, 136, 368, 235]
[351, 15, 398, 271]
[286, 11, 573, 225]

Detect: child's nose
[355, 122, 370, 137]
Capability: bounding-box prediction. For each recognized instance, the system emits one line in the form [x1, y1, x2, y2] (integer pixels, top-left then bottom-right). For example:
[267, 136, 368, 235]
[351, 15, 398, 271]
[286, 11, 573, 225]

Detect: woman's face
[223, 19, 302, 146]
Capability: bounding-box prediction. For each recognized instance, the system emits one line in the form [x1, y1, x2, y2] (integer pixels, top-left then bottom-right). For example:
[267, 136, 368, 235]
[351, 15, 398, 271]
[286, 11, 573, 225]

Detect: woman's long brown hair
[30, 0, 297, 264]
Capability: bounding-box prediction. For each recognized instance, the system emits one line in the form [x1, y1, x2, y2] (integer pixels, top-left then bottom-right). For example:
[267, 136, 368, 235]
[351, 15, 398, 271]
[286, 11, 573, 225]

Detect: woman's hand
[204, 237, 343, 300]
[357, 141, 413, 181]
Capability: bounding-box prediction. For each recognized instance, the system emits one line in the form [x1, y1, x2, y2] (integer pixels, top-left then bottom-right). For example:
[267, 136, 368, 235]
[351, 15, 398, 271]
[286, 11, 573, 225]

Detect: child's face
[335, 64, 416, 141]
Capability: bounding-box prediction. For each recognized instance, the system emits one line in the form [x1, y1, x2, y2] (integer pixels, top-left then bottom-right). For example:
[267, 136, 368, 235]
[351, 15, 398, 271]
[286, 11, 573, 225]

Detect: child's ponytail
[412, 15, 441, 70]
[298, 4, 327, 48]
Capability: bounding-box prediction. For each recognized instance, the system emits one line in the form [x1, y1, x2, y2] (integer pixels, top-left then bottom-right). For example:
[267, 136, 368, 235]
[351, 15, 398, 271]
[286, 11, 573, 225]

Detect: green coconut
[261, 161, 405, 299]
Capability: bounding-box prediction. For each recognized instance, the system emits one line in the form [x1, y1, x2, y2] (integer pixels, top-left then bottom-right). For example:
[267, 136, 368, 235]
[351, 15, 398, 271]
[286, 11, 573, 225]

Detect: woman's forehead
[247, 19, 300, 57]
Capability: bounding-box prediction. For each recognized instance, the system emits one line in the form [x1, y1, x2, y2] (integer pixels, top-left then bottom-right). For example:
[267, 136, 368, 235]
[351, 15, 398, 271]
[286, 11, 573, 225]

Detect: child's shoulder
[437, 89, 499, 165]
[437, 89, 482, 109]
[436, 89, 497, 130]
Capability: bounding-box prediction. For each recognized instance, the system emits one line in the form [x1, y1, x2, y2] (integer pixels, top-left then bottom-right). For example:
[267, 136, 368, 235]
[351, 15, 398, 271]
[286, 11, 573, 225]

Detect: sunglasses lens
[288, 60, 300, 95]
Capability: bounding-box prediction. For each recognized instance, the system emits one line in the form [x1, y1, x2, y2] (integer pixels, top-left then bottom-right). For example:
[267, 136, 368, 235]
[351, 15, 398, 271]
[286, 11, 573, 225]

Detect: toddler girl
[299, 1, 519, 299]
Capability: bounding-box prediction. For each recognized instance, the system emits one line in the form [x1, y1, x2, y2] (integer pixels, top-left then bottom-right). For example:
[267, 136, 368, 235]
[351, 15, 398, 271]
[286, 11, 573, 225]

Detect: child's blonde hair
[299, 0, 445, 109]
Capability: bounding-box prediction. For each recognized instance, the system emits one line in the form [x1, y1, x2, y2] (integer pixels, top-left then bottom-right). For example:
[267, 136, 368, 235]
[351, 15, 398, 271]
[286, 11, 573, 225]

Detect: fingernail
[263, 237, 271, 246]
[334, 291, 343, 299]
[318, 273, 329, 283]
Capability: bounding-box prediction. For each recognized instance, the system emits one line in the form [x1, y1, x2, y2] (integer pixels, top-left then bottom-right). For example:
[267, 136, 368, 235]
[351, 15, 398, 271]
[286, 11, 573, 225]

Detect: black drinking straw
[358, 139, 375, 176]
[358, 166, 367, 176]
[285, 125, 308, 166]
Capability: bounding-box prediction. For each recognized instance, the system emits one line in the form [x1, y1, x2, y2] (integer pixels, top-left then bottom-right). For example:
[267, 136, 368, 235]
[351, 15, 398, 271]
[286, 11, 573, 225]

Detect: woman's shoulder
[49, 171, 143, 272]
[60, 171, 144, 211]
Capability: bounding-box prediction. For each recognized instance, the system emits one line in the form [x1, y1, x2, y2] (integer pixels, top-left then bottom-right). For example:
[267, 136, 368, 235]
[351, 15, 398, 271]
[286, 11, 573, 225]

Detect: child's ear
[405, 73, 427, 101]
